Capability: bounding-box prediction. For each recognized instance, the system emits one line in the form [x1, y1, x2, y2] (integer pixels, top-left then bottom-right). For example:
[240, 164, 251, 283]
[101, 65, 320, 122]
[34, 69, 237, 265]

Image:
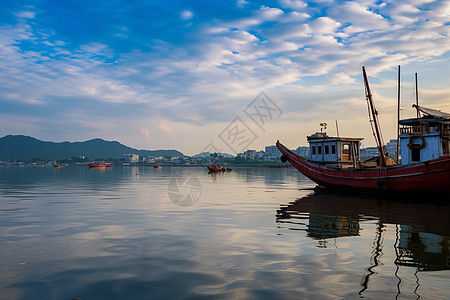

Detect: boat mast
[362, 66, 387, 167]
[396, 65, 401, 164]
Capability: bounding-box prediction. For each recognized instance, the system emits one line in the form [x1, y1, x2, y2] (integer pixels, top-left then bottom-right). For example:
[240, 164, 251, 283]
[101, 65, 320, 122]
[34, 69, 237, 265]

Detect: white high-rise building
[296, 146, 310, 157]
[385, 139, 398, 158]
[265, 145, 281, 159]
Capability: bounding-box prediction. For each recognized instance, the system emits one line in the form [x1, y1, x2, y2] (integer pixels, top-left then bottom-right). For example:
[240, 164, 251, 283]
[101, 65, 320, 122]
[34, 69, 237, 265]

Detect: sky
[1, 0, 449, 156]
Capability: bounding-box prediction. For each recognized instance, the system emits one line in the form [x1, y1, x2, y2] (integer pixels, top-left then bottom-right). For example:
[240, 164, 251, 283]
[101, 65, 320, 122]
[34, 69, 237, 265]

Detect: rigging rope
[367, 75, 415, 90]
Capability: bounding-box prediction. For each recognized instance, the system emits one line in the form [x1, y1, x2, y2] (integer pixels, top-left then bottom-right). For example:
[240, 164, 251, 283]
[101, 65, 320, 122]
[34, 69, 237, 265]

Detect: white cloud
[328, 72, 356, 84]
[308, 17, 341, 34]
[389, 3, 421, 14]
[236, 0, 248, 8]
[15, 11, 36, 19]
[180, 10, 194, 20]
[224, 6, 284, 29]
[157, 120, 173, 134]
[1, 1, 450, 153]
[278, 0, 307, 10]
[329, 2, 389, 33]
[140, 128, 151, 142]
[259, 6, 284, 20]
[283, 11, 310, 22]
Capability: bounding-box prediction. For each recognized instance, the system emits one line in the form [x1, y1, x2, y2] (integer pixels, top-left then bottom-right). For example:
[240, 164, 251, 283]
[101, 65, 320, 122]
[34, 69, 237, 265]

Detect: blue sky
[1, 0, 450, 155]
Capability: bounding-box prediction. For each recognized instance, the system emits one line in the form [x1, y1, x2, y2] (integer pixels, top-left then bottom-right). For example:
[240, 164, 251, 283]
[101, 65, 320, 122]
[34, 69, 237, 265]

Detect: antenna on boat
[362, 66, 387, 167]
[335, 120, 340, 138]
[415, 73, 420, 119]
[396, 65, 401, 164]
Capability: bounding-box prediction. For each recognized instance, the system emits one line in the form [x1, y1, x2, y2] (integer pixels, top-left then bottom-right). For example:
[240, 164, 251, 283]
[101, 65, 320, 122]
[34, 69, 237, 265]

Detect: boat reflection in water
[276, 188, 450, 296]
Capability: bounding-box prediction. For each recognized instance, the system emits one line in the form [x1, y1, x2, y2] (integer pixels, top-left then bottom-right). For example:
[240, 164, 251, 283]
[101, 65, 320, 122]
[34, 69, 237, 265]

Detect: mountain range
[0, 135, 184, 161]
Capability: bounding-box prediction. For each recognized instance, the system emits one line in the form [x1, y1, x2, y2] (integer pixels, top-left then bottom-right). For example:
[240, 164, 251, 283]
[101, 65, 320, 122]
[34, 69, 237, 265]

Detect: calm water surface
[0, 166, 449, 299]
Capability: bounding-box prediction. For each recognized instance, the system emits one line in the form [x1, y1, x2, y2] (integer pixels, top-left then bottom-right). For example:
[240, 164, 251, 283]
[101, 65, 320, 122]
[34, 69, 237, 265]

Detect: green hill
[0, 135, 184, 161]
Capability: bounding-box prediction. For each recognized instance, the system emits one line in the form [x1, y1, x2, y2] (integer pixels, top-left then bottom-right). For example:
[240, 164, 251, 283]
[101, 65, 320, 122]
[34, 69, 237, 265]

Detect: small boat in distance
[207, 165, 224, 172]
[53, 164, 63, 168]
[153, 165, 162, 169]
[277, 66, 450, 195]
[207, 155, 227, 173]
[88, 163, 112, 168]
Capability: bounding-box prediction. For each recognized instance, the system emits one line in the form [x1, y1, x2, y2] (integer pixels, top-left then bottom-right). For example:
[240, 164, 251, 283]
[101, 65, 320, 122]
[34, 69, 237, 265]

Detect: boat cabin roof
[414, 105, 450, 119]
[307, 132, 363, 142]
[400, 105, 450, 125]
[399, 118, 450, 125]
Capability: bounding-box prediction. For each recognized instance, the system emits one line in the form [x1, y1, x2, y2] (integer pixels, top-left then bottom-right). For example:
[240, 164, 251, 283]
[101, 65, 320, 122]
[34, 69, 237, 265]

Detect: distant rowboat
[207, 165, 224, 172]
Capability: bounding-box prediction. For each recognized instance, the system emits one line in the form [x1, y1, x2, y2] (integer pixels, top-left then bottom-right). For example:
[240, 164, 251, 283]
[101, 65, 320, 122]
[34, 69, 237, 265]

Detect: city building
[360, 147, 379, 161]
[243, 149, 256, 160]
[385, 139, 398, 158]
[171, 157, 185, 164]
[122, 154, 140, 163]
[256, 151, 265, 160]
[295, 146, 310, 158]
[265, 145, 281, 159]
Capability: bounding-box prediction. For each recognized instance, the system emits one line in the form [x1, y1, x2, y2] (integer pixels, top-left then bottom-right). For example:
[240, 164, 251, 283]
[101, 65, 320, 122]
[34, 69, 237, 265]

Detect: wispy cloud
[140, 128, 151, 142]
[180, 9, 194, 20]
[0, 0, 449, 154]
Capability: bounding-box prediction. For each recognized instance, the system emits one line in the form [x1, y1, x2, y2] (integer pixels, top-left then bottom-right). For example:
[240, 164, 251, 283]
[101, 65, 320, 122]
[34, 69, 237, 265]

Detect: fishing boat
[207, 165, 224, 172]
[277, 66, 450, 194]
[88, 163, 112, 168]
[207, 155, 227, 173]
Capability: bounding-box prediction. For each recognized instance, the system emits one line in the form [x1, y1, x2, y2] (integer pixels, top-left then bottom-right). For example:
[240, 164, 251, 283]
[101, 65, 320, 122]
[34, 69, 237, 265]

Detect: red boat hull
[88, 164, 112, 168]
[277, 141, 450, 194]
[207, 165, 224, 172]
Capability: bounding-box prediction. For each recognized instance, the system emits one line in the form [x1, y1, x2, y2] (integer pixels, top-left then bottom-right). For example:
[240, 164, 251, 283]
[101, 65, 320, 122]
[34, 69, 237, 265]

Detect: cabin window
[332, 145, 336, 154]
[443, 141, 448, 155]
[325, 145, 329, 154]
[411, 147, 420, 162]
[318, 146, 322, 154]
[444, 124, 450, 136]
[312, 146, 316, 155]
[342, 144, 350, 161]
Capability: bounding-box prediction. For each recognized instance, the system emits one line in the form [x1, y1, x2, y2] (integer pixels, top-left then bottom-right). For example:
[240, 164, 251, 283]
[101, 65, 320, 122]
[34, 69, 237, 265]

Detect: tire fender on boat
[280, 154, 289, 163]
[407, 135, 426, 149]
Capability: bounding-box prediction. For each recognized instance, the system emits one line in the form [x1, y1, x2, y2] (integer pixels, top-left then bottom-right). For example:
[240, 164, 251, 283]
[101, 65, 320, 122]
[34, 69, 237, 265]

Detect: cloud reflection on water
[1, 166, 450, 299]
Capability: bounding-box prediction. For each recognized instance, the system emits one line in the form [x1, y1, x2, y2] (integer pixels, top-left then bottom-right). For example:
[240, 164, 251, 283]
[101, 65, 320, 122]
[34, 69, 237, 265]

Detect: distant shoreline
[0, 163, 292, 168]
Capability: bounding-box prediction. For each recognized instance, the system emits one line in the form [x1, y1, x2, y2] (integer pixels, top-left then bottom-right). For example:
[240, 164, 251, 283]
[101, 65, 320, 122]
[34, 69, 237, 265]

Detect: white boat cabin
[307, 132, 363, 168]
[399, 105, 450, 165]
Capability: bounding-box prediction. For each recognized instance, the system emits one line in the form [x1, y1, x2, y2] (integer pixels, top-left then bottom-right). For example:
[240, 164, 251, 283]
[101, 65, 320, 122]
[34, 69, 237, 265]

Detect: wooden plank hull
[277, 141, 450, 194]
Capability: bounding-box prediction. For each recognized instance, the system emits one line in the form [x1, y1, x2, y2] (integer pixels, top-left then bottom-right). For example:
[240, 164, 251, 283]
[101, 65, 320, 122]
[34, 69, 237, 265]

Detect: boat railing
[399, 124, 430, 135]
[400, 124, 450, 137]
